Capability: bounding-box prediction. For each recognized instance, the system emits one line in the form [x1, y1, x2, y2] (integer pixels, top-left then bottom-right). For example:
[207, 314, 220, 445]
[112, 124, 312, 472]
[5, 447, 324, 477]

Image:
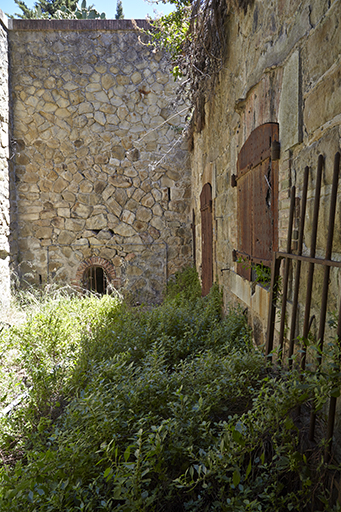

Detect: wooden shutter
[200, 183, 213, 296]
[236, 123, 279, 279]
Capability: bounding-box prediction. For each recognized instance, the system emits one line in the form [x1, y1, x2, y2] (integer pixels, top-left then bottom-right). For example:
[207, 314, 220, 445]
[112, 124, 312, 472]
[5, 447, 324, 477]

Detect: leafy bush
[164, 265, 202, 303]
[0, 279, 339, 511]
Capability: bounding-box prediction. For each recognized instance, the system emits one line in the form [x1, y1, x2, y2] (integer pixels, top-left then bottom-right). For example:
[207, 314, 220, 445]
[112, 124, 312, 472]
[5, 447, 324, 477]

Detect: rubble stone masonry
[0, 11, 10, 309]
[191, 0, 341, 344]
[4, 18, 191, 302]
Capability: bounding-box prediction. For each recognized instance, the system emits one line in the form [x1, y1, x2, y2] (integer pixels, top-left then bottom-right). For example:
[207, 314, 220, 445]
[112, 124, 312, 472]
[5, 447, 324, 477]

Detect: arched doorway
[200, 183, 213, 296]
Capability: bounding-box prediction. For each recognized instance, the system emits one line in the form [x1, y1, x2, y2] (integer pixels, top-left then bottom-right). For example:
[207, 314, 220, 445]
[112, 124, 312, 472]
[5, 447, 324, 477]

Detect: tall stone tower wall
[7, 19, 191, 302]
[0, 11, 10, 309]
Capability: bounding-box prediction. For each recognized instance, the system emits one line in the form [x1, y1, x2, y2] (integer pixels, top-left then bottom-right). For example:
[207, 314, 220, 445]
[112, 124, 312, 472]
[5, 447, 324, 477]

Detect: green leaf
[232, 428, 245, 446]
[103, 467, 111, 479]
[331, 387, 340, 398]
[233, 469, 241, 487]
[245, 459, 252, 479]
[124, 445, 131, 462]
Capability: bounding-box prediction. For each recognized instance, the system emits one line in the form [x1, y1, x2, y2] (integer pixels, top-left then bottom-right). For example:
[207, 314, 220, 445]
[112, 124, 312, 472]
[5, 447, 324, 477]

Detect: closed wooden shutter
[200, 183, 213, 296]
[236, 123, 279, 279]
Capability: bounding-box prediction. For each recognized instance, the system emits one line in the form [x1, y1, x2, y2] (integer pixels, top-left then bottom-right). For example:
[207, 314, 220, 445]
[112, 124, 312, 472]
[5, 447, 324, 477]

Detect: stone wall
[191, 0, 341, 343]
[0, 10, 10, 310]
[189, 0, 341, 459]
[8, 19, 191, 302]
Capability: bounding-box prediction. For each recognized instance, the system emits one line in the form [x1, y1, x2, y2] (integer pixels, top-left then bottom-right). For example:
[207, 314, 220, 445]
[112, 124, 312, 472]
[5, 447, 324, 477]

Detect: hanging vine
[142, 0, 253, 132]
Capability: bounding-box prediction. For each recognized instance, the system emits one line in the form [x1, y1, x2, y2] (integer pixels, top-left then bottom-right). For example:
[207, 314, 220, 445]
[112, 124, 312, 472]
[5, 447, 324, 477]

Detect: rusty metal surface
[266, 152, 341, 453]
[191, 209, 196, 267]
[288, 166, 309, 363]
[200, 183, 213, 296]
[237, 123, 279, 178]
[301, 154, 323, 370]
[326, 279, 341, 456]
[279, 186, 296, 357]
[83, 265, 107, 294]
[236, 123, 279, 279]
[265, 252, 281, 358]
[252, 160, 273, 263]
[237, 173, 252, 280]
[316, 152, 341, 362]
[310, 152, 341, 442]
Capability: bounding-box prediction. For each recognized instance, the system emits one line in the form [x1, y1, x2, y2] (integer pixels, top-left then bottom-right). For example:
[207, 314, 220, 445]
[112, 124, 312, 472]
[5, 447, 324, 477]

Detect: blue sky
[0, 0, 174, 19]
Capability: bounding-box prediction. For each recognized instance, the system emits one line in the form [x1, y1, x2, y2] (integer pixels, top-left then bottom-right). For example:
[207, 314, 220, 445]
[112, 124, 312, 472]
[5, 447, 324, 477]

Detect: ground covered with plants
[0, 269, 340, 511]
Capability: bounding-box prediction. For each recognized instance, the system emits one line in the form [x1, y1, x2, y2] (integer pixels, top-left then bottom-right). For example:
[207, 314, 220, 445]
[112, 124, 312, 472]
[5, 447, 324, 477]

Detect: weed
[0, 271, 339, 511]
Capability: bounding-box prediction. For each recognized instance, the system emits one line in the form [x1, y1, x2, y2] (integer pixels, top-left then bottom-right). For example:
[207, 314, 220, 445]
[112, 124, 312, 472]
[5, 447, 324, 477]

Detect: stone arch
[73, 257, 121, 292]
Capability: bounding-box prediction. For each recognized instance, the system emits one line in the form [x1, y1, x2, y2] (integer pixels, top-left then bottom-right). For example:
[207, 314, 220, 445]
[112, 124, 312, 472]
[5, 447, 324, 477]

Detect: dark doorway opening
[83, 266, 107, 294]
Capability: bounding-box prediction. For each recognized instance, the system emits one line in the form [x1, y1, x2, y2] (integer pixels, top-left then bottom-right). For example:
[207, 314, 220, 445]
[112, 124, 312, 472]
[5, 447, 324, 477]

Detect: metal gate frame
[266, 152, 341, 453]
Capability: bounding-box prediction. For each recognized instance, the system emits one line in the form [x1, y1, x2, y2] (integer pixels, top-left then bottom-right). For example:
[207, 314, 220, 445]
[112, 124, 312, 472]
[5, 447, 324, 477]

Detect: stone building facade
[0, 11, 10, 310]
[0, 16, 192, 304]
[1, 1, 340, 330]
[191, 0, 341, 346]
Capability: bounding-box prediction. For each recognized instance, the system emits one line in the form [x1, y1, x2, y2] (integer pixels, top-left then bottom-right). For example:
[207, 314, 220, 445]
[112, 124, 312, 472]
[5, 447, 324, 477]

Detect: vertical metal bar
[289, 167, 309, 365]
[278, 186, 296, 361]
[192, 210, 196, 267]
[317, 152, 340, 364]
[301, 155, 323, 370]
[94, 266, 97, 293]
[46, 247, 49, 283]
[320, 153, 340, 449]
[310, 153, 340, 444]
[266, 252, 282, 359]
[325, 282, 341, 457]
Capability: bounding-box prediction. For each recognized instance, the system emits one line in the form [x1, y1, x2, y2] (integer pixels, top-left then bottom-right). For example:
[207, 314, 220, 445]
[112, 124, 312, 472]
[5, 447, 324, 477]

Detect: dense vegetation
[0, 269, 340, 511]
[10, 0, 106, 20]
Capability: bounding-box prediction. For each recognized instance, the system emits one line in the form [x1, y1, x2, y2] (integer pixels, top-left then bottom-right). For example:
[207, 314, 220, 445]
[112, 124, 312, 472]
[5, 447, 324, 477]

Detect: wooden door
[200, 183, 213, 296]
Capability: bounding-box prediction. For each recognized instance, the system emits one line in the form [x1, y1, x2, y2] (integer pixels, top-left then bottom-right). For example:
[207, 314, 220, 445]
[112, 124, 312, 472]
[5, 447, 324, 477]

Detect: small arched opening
[74, 256, 120, 294]
[83, 265, 107, 294]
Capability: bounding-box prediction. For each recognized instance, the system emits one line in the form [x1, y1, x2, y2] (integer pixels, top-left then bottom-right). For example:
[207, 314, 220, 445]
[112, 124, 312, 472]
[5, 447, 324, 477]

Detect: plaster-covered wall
[0, 10, 10, 310]
[191, 0, 341, 344]
[8, 19, 191, 302]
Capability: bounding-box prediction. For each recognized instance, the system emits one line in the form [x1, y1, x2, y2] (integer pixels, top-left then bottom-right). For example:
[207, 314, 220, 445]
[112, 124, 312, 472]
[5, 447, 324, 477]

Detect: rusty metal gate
[200, 183, 213, 296]
[266, 152, 341, 454]
[83, 265, 107, 294]
[233, 123, 279, 279]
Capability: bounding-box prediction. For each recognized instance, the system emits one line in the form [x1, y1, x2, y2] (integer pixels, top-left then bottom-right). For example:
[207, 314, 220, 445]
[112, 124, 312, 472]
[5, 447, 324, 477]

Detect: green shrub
[0, 282, 339, 511]
[164, 266, 202, 303]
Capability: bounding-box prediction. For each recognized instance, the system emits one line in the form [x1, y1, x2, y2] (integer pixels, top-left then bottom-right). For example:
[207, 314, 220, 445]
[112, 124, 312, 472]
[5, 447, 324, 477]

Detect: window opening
[83, 265, 107, 294]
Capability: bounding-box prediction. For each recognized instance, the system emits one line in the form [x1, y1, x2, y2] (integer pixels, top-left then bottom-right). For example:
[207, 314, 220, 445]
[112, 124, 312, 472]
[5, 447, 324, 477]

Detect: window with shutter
[200, 183, 213, 296]
[235, 123, 279, 281]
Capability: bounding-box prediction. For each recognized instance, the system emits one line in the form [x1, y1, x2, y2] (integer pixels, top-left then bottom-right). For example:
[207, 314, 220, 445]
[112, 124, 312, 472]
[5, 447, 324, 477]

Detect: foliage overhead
[147, 0, 253, 129]
[10, 0, 106, 19]
[115, 0, 124, 19]
[10, 0, 77, 18]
